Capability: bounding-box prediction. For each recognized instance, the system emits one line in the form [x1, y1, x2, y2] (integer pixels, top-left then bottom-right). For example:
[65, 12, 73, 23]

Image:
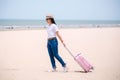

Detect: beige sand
[0, 28, 120, 80]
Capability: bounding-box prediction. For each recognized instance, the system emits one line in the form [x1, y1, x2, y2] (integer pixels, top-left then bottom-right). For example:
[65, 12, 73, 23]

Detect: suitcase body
[65, 47, 94, 72]
[74, 54, 93, 72]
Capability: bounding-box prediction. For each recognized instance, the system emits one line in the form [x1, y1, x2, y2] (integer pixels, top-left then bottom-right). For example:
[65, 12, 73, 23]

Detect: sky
[0, 0, 120, 20]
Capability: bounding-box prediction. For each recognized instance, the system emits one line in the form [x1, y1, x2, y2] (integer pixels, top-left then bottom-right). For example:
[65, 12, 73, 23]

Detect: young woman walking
[46, 15, 68, 72]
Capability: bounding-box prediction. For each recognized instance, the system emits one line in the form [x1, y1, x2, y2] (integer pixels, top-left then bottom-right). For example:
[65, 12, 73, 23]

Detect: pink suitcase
[75, 54, 93, 72]
[65, 47, 94, 72]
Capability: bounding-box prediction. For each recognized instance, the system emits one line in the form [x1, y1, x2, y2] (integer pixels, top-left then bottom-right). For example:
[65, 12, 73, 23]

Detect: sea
[0, 20, 120, 30]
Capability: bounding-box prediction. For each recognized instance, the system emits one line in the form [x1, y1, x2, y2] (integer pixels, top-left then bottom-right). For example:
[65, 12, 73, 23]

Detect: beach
[0, 27, 120, 80]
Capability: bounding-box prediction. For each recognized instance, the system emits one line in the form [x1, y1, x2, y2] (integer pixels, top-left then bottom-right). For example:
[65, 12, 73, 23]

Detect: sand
[0, 28, 120, 80]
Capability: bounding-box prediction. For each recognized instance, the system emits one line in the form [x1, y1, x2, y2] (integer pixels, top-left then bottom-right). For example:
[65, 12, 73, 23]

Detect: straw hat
[46, 14, 54, 18]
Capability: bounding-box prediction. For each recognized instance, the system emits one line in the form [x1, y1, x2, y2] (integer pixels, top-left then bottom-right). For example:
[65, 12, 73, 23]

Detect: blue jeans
[47, 38, 66, 69]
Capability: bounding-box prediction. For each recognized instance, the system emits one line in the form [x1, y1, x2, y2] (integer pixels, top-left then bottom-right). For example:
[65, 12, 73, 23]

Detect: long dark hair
[47, 18, 56, 24]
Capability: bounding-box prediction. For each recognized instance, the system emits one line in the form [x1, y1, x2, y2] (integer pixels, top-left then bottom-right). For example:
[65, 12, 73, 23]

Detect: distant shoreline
[0, 24, 120, 31]
[0, 19, 120, 31]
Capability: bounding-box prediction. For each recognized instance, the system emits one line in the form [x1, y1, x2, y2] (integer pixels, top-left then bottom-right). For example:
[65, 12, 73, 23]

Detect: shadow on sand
[74, 70, 92, 73]
[45, 70, 92, 73]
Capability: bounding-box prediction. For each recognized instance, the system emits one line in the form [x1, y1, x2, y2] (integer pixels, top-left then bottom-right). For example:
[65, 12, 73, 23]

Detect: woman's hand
[62, 42, 66, 47]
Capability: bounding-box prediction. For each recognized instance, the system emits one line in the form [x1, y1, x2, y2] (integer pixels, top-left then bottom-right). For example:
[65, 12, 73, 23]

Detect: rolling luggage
[65, 46, 94, 72]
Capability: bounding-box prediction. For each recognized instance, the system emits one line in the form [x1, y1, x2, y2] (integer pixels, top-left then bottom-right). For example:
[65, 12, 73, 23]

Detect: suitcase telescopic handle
[64, 46, 75, 58]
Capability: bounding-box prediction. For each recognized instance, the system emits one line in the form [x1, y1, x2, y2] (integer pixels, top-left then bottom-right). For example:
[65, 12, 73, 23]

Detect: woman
[46, 15, 68, 72]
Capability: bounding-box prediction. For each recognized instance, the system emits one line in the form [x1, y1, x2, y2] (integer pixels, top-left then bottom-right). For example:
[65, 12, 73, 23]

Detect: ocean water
[0, 20, 120, 29]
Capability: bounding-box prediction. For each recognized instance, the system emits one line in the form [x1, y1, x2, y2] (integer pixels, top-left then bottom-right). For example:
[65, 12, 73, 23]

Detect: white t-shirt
[46, 24, 59, 39]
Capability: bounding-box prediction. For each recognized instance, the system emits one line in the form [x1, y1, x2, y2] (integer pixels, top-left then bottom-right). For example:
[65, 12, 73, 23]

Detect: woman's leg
[51, 40, 66, 67]
[47, 42, 56, 69]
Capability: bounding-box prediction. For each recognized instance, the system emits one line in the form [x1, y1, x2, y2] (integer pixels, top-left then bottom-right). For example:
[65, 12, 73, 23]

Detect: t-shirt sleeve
[53, 24, 59, 32]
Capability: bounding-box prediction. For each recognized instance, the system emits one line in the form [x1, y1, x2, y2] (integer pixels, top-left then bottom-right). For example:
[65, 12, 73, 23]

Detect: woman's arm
[56, 31, 66, 47]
